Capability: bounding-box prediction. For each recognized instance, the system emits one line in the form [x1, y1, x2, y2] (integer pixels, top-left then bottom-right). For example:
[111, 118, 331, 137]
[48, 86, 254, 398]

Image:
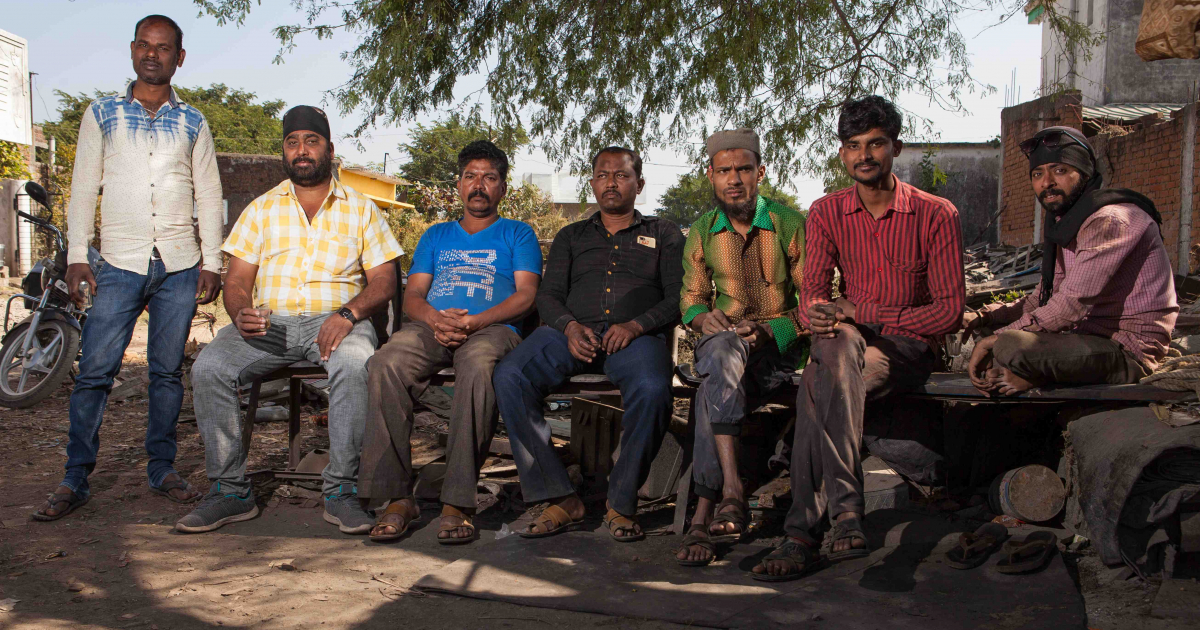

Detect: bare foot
[995, 367, 1037, 396]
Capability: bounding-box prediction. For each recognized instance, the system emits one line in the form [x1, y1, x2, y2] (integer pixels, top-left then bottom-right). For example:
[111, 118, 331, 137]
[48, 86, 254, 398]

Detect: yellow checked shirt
[222, 178, 404, 316]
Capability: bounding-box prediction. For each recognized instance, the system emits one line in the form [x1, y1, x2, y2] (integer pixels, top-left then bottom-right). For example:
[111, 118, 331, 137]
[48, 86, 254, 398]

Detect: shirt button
[878, 268, 882, 272]
[151, 213, 156, 217]
[607, 271, 611, 275]
[150, 184, 155, 187]
[612, 262, 616, 266]
[605, 309, 610, 314]
[874, 232, 879, 237]
[607, 233, 612, 237]
[606, 288, 611, 293]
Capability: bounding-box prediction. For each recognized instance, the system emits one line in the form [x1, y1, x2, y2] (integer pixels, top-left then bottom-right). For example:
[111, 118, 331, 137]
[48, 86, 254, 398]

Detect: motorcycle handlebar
[16, 210, 47, 225]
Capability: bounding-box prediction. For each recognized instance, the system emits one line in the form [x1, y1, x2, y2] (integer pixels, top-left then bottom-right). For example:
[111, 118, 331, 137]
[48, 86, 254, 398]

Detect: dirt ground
[0, 290, 1195, 629]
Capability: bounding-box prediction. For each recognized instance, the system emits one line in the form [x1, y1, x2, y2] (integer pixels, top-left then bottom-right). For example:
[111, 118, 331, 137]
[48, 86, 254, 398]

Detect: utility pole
[382, 152, 389, 176]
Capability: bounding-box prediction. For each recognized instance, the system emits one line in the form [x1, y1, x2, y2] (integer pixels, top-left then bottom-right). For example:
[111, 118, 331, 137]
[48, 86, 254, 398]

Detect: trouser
[358, 321, 520, 509]
[691, 330, 803, 501]
[191, 315, 377, 497]
[492, 325, 674, 516]
[62, 255, 199, 498]
[783, 324, 935, 541]
[992, 330, 1149, 386]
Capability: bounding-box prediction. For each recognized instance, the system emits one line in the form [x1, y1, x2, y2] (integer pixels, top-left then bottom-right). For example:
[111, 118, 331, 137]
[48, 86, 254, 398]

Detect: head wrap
[706, 128, 760, 160]
[282, 105, 331, 142]
[1026, 126, 1094, 180]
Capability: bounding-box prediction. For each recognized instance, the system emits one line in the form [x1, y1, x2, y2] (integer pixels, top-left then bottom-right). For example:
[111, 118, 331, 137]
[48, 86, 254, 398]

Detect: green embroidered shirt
[680, 195, 807, 357]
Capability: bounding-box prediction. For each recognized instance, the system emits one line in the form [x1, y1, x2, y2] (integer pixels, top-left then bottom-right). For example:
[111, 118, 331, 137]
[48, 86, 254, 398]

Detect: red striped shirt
[800, 175, 966, 347]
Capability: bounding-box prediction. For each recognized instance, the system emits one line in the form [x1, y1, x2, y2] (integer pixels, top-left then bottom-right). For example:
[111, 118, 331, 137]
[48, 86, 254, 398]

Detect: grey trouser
[993, 330, 1149, 386]
[358, 321, 520, 510]
[191, 314, 377, 497]
[691, 330, 803, 501]
[784, 324, 934, 541]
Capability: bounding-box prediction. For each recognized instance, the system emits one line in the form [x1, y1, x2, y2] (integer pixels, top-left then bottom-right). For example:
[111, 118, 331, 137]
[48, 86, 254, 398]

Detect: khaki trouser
[358, 321, 519, 509]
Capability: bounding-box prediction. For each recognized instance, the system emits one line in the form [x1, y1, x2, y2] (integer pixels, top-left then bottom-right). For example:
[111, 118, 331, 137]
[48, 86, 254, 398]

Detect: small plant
[987, 290, 1027, 305]
[917, 147, 947, 195]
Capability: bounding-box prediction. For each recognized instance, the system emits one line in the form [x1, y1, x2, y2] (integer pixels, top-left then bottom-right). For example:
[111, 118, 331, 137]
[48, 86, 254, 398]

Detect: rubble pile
[963, 243, 1043, 308]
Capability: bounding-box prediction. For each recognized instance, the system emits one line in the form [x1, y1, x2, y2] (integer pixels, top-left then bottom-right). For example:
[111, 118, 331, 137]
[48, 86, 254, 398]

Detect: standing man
[675, 129, 808, 566]
[965, 126, 1176, 395]
[36, 15, 223, 521]
[493, 147, 685, 541]
[359, 141, 542, 545]
[177, 106, 403, 533]
[753, 96, 965, 581]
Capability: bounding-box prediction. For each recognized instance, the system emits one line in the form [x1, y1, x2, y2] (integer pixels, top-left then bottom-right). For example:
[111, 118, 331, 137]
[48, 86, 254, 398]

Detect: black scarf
[1039, 179, 1163, 305]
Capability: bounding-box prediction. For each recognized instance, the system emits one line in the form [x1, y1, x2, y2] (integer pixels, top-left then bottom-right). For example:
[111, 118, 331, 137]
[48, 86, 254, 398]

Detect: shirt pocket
[628, 242, 659, 280]
[884, 256, 928, 274]
[317, 234, 362, 277]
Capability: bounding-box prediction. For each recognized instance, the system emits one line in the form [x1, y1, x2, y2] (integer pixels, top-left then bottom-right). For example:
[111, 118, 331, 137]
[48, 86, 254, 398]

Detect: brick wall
[998, 92, 1083, 247]
[217, 153, 287, 234]
[999, 93, 1200, 273]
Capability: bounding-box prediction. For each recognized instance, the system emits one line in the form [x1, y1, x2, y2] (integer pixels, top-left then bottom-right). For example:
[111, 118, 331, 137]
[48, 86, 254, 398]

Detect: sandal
[946, 522, 1009, 570]
[149, 475, 201, 504]
[708, 497, 747, 542]
[437, 504, 478, 545]
[996, 531, 1057, 574]
[751, 538, 826, 582]
[370, 500, 421, 542]
[519, 503, 584, 539]
[32, 488, 89, 522]
[602, 508, 644, 542]
[825, 515, 870, 562]
[675, 524, 716, 567]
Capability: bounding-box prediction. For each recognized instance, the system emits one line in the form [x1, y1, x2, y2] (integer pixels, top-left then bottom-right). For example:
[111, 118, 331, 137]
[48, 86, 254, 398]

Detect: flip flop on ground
[520, 503, 585, 539]
[946, 522, 1010, 570]
[31, 487, 89, 522]
[149, 474, 201, 504]
[996, 531, 1057, 574]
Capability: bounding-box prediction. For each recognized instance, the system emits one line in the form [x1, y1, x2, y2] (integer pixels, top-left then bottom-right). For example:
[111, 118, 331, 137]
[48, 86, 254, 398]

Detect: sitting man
[753, 96, 965, 581]
[966, 126, 1177, 395]
[675, 128, 807, 566]
[359, 140, 542, 545]
[178, 106, 403, 533]
[493, 147, 685, 541]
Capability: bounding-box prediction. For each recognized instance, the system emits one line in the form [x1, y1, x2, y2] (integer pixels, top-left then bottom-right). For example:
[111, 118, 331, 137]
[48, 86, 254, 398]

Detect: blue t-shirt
[410, 218, 543, 335]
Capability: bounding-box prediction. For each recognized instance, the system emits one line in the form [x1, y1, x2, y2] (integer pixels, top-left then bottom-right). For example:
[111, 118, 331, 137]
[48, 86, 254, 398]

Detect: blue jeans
[492, 325, 673, 515]
[61, 257, 199, 498]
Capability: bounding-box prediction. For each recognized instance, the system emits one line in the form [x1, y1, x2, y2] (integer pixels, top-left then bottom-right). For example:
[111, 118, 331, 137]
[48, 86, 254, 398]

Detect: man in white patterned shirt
[37, 15, 224, 521]
[177, 105, 403, 534]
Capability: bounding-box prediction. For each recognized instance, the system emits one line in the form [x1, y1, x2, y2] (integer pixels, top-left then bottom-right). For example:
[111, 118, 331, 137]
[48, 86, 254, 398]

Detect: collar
[710, 195, 775, 233]
[124, 81, 181, 110]
[844, 174, 914, 215]
[284, 177, 345, 204]
[587, 209, 645, 230]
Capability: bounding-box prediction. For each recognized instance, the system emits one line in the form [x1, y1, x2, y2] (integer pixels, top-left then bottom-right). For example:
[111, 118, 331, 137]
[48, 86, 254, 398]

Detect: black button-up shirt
[537, 210, 685, 335]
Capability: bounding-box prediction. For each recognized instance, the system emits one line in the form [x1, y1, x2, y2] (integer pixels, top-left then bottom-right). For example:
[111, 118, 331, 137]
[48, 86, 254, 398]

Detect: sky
[3, 0, 1044, 209]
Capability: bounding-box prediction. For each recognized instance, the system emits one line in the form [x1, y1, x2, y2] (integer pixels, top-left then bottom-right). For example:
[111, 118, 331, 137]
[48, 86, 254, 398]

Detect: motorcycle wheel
[0, 319, 81, 409]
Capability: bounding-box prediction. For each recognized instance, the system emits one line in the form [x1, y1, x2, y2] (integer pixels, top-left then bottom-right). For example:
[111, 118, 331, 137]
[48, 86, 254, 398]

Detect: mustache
[1039, 188, 1067, 202]
[468, 190, 489, 200]
[854, 160, 879, 169]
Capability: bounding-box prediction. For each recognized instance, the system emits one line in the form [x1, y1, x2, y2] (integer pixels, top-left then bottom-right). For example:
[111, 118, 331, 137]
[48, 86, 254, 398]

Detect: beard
[1038, 179, 1087, 215]
[713, 191, 756, 224]
[285, 151, 333, 187]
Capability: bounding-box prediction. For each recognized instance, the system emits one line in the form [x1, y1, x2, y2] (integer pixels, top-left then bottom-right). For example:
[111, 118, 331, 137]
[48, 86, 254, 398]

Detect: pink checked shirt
[986, 203, 1178, 370]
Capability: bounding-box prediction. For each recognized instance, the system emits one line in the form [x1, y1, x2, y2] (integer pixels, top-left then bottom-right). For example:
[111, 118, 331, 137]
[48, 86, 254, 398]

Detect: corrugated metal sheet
[1082, 103, 1184, 122]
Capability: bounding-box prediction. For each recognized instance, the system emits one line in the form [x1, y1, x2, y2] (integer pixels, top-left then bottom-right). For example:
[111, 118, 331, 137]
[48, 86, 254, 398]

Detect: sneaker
[324, 484, 374, 534]
[175, 486, 259, 533]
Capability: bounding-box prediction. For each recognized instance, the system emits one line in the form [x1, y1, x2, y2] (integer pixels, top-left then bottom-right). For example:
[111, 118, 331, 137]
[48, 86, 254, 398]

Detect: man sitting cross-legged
[964, 126, 1177, 395]
[753, 96, 965, 581]
[178, 106, 403, 534]
[359, 141, 542, 545]
[675, 128, 808, 566]
[493, 147, 685, 542]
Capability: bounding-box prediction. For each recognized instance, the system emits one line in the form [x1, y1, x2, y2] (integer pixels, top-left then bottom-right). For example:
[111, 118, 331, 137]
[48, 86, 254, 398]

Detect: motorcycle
[0, 181, 89, 408]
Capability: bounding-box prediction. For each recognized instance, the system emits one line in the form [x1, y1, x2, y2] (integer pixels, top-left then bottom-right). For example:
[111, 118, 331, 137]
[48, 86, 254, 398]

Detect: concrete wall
[1000, 92, 1200, 273]
[216, 153, 287, 234]
[0, 179, 19, 275]
[893, 142, 1002, 246]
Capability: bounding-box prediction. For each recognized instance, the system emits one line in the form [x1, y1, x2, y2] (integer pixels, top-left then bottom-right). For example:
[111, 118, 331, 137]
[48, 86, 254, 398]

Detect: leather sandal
[602, 508, 644, 542]
[751, 539, 826, 582]
[996, 531, 1057, 574]
[676, 524, 716, 567]
[708, 497, 747, 542]
[520, 503, 584, 539]
[370, 500, 421, 542]
[437, 504, 478, 545]
[946, 522, 1009, 569]
[825, 515, 870, 562]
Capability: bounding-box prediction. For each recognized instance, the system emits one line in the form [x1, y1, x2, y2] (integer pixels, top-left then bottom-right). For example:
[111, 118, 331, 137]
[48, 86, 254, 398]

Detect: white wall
[0, 29, 30, 146]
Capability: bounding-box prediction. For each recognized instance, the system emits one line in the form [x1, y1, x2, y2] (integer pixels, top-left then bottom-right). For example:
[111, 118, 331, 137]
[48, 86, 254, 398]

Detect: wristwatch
[336, 307, 358, 325]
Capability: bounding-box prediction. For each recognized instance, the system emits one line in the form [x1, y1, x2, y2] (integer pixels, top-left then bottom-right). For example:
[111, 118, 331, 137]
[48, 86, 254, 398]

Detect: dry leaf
[268, 559, 297, 571]
[0, 598, 19, 612]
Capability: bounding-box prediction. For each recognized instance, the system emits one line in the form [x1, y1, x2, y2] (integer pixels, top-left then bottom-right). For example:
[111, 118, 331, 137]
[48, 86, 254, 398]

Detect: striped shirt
[680, 195, 806, 355]
[986, 203, 1178, 370]
[222, 178, 404, 316]
[67, 82, 223, 274]
[800, 176, 965, 347]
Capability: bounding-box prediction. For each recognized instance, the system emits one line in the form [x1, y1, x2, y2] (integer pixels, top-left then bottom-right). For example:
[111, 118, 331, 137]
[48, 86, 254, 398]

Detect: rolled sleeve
[359, 202, 404, 270]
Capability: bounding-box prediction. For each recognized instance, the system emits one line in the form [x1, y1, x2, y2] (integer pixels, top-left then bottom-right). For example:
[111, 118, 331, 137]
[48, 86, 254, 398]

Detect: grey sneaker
[175, 486, 259, 533]
[324, 485, 374, 534]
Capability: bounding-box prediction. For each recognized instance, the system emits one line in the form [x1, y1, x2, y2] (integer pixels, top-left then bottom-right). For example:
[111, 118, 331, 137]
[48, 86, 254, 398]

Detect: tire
[0, 319, 81, 409]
